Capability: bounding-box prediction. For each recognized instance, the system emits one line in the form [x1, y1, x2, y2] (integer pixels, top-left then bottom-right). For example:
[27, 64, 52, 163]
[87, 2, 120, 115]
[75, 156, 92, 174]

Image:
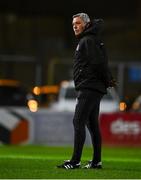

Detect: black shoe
[83, 160, 102, 169]
[57, 160, 81, 169]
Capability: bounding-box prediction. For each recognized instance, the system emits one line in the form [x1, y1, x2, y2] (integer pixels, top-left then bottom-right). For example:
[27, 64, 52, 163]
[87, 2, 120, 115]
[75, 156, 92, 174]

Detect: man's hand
[108, 79, 117, 87]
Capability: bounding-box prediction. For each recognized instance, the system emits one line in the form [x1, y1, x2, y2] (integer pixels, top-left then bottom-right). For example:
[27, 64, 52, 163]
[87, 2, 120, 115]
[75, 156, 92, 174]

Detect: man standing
[57, 13, 116, 169]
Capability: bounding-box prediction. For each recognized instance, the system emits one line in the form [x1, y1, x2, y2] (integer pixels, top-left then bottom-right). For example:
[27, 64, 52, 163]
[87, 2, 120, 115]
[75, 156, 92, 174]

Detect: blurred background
[0, 0, 141, 146]
[0, 0, 141, 105]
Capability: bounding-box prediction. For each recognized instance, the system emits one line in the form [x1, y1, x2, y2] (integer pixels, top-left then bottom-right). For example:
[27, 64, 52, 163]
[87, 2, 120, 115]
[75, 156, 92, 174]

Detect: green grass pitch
[0, 145, 141, 179]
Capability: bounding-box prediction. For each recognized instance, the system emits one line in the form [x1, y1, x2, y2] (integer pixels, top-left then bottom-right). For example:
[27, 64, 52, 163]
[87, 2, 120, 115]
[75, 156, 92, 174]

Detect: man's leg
[86, 92, 103, 164]
[57, 90, 92, 169]
[71, 91, 93, 163]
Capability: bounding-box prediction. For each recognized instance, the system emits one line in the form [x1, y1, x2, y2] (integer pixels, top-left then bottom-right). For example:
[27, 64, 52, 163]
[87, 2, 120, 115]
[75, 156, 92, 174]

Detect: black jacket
[73, 19, 114, 94]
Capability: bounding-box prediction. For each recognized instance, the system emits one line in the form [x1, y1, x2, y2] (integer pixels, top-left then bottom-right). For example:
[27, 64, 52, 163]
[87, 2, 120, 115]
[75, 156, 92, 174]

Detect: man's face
[72, 16, 86, 36]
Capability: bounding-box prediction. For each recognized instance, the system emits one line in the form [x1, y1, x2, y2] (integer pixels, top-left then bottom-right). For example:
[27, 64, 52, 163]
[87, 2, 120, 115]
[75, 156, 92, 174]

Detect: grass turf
[0, 145, 141, 179]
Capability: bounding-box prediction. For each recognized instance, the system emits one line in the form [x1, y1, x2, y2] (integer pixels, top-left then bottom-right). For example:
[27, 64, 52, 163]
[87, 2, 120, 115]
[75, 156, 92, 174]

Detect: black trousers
[71, 90, 104, 163]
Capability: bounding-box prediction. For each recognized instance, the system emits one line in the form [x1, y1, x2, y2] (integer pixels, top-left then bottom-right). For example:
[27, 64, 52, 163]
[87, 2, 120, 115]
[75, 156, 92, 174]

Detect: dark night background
[0, 0, 141, 101]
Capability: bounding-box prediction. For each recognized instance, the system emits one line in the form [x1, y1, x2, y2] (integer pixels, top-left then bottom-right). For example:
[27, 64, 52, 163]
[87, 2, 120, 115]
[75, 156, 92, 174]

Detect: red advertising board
[100, 112, 141, 146]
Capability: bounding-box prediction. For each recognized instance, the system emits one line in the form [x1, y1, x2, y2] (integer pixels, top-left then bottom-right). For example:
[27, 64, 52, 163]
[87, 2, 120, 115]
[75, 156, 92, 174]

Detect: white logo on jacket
[76, 44, 80, 51]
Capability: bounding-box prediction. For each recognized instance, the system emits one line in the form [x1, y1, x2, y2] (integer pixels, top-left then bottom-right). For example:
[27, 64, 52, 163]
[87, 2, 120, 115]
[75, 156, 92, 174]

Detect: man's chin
[75, 32, 80, 36]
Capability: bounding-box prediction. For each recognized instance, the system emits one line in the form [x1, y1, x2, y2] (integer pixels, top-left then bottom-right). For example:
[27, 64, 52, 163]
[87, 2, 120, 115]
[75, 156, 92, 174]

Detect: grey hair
[73, 13, 90, 24]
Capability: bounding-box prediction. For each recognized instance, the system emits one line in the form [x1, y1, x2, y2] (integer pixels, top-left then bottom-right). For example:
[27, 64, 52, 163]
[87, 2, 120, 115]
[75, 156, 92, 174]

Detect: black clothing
[73, 19, 114, 93]
[57, 17, 115, 169]
[71, 19, 113, 165]
[71, 90, 103, 163]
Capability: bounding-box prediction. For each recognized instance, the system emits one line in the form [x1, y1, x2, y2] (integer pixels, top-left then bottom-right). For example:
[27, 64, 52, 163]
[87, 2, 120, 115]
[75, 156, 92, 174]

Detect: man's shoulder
[80, 35, 95, 44]
[82, 34, 94, 40]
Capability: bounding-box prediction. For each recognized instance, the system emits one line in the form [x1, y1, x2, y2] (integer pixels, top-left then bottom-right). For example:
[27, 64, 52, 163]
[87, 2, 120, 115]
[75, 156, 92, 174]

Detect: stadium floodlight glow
[27, 100, 38, 112]
[33, 86, 41, 95]
[119, 102, 127, 111]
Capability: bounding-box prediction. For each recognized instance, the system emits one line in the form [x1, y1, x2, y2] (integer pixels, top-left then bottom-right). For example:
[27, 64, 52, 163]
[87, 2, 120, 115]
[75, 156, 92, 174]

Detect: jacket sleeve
[101, 62, 117, 88]
[84, 37, 117, 88]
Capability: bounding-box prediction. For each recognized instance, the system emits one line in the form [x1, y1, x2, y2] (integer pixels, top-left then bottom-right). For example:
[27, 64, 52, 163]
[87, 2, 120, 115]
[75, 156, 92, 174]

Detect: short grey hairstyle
[73, 13, 90, 24]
